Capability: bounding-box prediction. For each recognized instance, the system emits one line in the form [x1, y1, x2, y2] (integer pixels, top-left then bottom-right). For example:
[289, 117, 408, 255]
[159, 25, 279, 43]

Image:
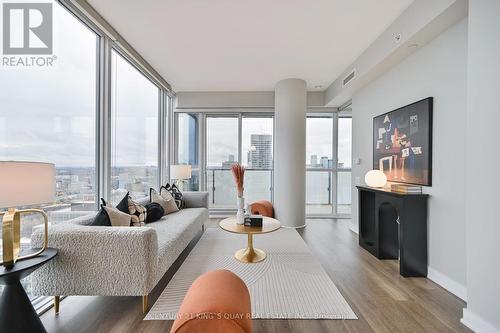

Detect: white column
[274, 79, 307, 228]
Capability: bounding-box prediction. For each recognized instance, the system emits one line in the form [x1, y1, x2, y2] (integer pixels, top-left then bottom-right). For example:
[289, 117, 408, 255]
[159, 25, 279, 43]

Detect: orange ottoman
[250, 200, 274, 218]
[170, 270, 252, 333]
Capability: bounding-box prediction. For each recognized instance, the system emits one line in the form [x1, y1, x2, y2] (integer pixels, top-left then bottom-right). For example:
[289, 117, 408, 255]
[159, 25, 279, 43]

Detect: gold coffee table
[219, 216, 281, 263]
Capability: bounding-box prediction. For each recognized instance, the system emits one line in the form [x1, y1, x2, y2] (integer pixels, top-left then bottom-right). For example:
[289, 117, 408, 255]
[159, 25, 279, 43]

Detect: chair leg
[142, 295, 148, 314]
[54, 296, 60, 314]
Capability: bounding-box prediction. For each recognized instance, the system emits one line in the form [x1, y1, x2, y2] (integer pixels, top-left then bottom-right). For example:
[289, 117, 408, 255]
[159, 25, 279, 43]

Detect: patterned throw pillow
[151, 188, 178, 215]
[163, 183, 185, 209]
[128, 197, 147, 226]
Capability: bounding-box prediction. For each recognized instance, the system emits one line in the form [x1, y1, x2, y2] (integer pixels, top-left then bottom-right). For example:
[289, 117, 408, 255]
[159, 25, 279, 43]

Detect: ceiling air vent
[342, 69, 356, 87]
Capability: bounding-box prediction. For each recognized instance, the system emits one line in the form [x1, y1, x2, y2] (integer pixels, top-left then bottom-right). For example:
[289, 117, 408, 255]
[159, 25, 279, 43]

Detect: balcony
[206, 168, 273, 209]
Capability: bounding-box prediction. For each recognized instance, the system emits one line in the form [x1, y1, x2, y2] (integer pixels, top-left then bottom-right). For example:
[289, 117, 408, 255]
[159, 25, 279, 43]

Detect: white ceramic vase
[236, 196, 245, 225]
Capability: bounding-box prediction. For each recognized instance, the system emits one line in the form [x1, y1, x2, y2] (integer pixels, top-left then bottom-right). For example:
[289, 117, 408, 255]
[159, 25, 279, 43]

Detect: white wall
[351, 19, 468, 299]
[462, 0, 500, 332]
[176, 91, 325, 109]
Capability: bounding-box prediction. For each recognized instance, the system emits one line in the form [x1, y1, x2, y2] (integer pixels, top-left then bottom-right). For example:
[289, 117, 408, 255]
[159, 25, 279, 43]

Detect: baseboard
[349, 223, 359, 234]
[427, 267, 467, 301]
[462, 308, 500, 333]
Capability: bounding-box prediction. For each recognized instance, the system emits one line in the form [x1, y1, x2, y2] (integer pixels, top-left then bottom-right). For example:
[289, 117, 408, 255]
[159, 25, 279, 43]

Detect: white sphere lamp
[365, 170, 387, 188]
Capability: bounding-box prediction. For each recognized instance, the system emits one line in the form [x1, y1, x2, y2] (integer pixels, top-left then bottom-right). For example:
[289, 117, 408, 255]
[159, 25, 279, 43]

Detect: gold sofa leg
[54, 296, 60, 314]
[142, 295, 148, 314]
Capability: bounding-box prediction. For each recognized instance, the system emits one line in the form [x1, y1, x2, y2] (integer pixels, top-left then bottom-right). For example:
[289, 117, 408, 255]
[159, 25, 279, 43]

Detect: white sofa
[31, 191, 208, 312]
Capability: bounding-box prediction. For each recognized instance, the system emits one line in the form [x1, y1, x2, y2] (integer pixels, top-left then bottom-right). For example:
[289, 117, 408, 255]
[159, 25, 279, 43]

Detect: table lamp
[0, 161, 55, 268]
[170, 165, 192, 190]
[364, 169, 387, 188]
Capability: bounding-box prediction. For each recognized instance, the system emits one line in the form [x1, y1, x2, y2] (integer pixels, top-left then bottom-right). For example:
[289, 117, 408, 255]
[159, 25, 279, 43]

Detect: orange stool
[170, 270, 252, 333]
[250, 200, 274, 218]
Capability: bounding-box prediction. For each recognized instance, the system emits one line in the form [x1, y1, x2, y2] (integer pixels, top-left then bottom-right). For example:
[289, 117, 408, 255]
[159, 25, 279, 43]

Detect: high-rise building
[248, 134, 273, 169]
[310, 155, 318, 167]
[222, 154, 236, 169]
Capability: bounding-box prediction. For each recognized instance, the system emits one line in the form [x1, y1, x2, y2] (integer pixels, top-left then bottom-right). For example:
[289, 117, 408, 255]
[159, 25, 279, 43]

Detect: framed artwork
[373, 97, 433, 186]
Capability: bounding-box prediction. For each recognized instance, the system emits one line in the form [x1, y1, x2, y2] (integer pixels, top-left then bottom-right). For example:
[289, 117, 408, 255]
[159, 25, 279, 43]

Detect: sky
[0, 1, 159, 167]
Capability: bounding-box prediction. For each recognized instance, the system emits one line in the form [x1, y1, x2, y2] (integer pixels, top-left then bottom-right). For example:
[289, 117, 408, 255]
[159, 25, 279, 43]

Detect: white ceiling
[87, 0, 413, 92]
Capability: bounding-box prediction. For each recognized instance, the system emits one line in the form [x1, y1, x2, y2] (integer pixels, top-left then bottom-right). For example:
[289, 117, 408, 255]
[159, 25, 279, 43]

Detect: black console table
[0, 248, 58, 333]
[356, 186, 428, 277]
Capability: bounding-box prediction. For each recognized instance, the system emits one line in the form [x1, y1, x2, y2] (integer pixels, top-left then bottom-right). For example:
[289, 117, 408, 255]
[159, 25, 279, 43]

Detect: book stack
[390, 183, 423, 194]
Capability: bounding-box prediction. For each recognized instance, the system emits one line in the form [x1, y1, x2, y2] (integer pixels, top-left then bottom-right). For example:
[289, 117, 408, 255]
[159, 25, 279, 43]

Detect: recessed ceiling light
[314, 85, 322, 89]
[408, 44, 419, 49]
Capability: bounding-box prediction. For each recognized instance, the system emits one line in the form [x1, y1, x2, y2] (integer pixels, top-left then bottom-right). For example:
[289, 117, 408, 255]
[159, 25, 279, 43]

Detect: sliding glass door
[306, 115, 334, 215]
[206, 116, 239, 208]
[306, 112, 352, 217]
[241, 116, 274, 204]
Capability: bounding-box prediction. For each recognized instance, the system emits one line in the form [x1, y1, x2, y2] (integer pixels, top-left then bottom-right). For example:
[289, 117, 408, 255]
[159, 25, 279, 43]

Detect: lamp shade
[170, 165, 192, 180]
[364, 169, 387, 188]
[0, 161, 55, 208]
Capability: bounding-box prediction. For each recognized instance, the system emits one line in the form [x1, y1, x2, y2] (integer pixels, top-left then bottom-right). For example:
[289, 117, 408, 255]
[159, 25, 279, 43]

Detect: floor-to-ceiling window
[206, 116, 239, 208]
[0, 0, 98, 309]
[110, 50, 160, 203]
[241, 116, 274, 204]
[176, 113, 200, 190]
[0, 0, 172, 312]
[306, 115, 334, 215]
[306, 111, 352, 217]
[175, 112, 274, 210]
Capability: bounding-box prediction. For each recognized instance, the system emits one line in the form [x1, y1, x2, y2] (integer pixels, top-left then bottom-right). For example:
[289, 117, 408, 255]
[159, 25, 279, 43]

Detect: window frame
[11, 0, 175, 314]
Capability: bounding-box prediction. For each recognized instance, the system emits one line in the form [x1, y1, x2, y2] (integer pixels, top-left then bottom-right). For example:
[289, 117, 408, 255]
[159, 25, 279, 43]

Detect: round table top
[0, 248, 58, 283]
[219, 216, 281, 235]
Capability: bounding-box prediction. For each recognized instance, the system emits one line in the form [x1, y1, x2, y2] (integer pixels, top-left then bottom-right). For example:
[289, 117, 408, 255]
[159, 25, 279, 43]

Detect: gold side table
[219, 216, 281, 263]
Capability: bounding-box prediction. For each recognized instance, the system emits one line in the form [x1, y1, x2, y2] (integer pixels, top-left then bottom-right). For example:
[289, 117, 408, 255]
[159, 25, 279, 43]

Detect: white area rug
[145, 228, 357, 320]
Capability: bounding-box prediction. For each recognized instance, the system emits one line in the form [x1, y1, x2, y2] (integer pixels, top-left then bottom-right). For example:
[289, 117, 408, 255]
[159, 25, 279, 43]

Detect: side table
[0, 248, 58, 333]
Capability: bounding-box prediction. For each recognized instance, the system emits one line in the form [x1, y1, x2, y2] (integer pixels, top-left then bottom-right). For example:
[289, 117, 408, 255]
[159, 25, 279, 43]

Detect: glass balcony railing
[206, 169, 273, 208]
[337, 171, 352, 215]
[306, 170, 352, 215]
[205, 168, 351, 215]
[306, 171, 332, 215]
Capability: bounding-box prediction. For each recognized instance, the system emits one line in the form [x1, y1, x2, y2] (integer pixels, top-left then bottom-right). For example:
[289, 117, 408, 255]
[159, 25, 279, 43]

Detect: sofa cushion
[89, 204, 112, 226]
[147, 207, 208, 280]
[145, 202, 164, 223]
[162, 184, 185, 209]
[128, 197, 147, 226]
[103, 205, 132, 226]
[151, 188, 178, 215]
[116, 192, 130, 213]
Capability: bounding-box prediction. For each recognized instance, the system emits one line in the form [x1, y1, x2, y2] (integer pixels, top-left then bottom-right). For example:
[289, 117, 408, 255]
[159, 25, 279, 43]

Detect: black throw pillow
[89, 199, 112, 226]
[116, 192, 130, 213]
[145, 202, 164, 223]
[163, 183, 185, 209]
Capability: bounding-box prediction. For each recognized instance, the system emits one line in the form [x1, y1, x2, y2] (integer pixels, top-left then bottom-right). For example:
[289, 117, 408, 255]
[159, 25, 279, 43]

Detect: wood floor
[40, 219, 471, 333]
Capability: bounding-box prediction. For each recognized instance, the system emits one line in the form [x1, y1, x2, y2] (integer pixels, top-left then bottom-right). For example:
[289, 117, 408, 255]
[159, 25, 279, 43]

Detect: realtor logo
[2, 3, 53, 55]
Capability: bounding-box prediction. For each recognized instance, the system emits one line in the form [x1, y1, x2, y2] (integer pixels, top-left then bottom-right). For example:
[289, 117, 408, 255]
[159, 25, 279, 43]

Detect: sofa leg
[54, 296, 60, 314]
[142, 295, 148, 314]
